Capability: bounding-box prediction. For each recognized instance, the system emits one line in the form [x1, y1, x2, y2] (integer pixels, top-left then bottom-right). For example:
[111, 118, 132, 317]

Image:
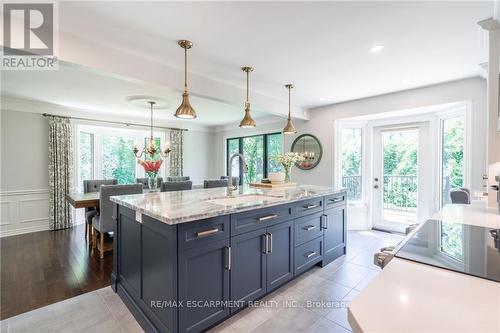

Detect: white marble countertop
[348, 202, 500, 333]
[110, 185, 344, 225]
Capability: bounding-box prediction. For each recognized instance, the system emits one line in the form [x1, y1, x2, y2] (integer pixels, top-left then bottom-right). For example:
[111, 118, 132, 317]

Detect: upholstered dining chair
[161, 181, 193, 192]
[136, 177, 163, 189]
[83, 179, 117, 243]
[92, 184, 143, 259]
[166, 176, 190, 182]
[203, 179, 228, 189]
[450, 189, 470, 204]
[220, 176, 240, 187]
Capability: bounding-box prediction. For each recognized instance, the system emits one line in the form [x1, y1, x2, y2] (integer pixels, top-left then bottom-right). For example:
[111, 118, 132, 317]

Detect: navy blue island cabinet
[112, 191, 347, 333]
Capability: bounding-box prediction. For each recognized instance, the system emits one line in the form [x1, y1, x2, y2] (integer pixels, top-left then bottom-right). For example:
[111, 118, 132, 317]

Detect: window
[441, 115, 465, 206]
[226, 133, 282, 184]
[340, 128, 362, 201]
[76, 125, 167, 187]
[440, 223, 464, 262]
[78, 132, 94, 191]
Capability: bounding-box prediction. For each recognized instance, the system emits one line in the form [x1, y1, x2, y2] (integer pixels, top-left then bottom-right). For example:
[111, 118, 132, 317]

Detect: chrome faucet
[228, 153, 248, 193]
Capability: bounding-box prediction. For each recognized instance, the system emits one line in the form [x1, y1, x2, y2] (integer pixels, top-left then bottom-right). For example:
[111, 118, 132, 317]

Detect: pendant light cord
[184, 47, 188, 94]
[246, 70, 249, 103]
[288, 86, 291, 120]
[150, 102, 154, 140]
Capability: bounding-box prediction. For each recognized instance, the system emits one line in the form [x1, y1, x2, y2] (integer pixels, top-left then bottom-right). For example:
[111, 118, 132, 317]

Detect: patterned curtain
[48, 116, 74, 230]
[169, 129, 184, 176]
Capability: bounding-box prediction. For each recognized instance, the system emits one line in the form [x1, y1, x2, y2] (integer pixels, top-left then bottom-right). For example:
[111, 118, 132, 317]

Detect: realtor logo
[2, 3, 58, 70]
[3, 3, 54, 55]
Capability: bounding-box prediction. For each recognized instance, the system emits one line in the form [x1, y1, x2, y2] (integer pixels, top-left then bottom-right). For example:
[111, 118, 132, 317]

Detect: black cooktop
[395, 219, 500, 283]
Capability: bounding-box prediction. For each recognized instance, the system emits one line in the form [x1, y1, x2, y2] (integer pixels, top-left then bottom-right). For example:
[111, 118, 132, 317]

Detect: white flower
[271, 152, 305, 169]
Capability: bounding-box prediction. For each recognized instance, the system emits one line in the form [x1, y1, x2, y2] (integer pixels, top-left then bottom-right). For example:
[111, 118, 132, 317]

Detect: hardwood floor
[0, 224, 112, 320]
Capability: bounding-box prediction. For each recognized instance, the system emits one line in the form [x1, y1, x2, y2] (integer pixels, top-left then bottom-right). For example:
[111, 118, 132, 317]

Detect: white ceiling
[56, 1, 493, 109]
[0, 61, 283, 127]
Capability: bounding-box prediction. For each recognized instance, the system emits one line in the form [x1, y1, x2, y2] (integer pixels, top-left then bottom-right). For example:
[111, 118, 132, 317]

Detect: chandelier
[133, 101, 172, 159]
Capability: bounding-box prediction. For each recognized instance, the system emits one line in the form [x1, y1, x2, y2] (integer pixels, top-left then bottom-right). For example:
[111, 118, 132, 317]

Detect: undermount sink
[205, 194, 282, 206]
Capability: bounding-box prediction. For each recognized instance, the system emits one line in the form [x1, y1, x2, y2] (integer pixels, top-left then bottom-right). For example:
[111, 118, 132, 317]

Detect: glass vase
[147, 172, 159, 192]
[284, 165, 292, 183]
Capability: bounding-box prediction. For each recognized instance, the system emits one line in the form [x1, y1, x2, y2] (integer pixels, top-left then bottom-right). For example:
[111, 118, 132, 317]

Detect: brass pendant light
[282, 84, 297, 134]
[174, 40, 197, 119]
[239, 66, 256, 128]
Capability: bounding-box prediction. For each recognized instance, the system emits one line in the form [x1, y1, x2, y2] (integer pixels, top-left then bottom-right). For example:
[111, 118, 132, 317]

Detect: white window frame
[435, 103, 471, 208]
[75, 122, 168, 187]
[334, 121, 367, 205]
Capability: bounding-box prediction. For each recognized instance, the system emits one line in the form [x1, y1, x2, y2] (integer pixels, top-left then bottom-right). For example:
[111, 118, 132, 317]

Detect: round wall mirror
[291, 134, 323, 170]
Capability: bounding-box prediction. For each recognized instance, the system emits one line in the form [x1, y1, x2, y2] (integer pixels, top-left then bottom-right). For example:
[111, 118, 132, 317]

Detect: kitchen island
[348, 202, 500, 333]
[110, 185, 347, 333]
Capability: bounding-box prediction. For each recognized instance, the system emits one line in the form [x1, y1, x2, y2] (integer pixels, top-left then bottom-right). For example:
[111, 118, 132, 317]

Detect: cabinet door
[117, 210, 142, 300]
[230, 229, 267, 312]
[322, 205, 347, 266]
[178, 239, 230, 333]
[266, 220, 294, 291]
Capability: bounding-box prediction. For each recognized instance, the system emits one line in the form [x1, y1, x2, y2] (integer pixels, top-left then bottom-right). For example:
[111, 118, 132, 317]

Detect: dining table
[66, 189, 152, 209]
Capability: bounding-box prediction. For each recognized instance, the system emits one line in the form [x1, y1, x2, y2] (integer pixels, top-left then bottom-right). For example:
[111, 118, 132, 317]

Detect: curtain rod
[42, 113, 188, 132]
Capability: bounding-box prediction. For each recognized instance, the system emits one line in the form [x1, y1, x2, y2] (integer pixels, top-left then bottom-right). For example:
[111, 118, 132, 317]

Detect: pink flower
[138, 159, 163, 173]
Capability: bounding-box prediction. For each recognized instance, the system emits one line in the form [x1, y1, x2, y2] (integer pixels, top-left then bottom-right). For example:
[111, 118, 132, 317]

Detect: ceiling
[56, 1, 493, 109]
[0, 61, 283, 127]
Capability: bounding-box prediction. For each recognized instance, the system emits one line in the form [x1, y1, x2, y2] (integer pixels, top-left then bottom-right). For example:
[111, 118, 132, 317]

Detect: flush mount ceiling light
[282, 84, 297, 135]
[369, 45, 384, 53]
[239, 66, 256, 128]
[174, 40, 197, 119]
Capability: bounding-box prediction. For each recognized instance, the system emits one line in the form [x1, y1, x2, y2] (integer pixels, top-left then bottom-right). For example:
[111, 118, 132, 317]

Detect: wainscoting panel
[0, 189, 50, 237]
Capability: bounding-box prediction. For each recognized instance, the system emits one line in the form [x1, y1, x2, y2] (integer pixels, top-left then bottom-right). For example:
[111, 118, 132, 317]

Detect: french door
[372, 124, 429, 233]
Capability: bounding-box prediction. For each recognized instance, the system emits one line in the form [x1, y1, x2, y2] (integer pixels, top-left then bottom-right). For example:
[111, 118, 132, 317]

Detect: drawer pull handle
[329, 197, 343, 203]
[303, 225, 317, 231]
[258, 214, 278, 222]
[196, 228, 219, 238]
[303, 204, 318, 209]
[304, 251, 316, 258]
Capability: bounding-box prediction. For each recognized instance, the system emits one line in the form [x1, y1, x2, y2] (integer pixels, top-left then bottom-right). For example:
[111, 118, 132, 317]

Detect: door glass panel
[441, 116, 465, 206]
[78, 132, 94, 191]
[242, 136, 264, 184]
[102, 136, 136, 184]
[341, 128, 362, 201]
[382, 129, 418, 226]
[267, 133, 283, 173]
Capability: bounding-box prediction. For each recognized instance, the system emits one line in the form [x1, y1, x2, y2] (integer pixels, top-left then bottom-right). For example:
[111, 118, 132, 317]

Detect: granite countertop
[110, 185, 345, 225]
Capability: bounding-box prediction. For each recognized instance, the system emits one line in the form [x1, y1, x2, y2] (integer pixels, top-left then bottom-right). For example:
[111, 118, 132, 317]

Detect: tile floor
[0, 230, 403, 333]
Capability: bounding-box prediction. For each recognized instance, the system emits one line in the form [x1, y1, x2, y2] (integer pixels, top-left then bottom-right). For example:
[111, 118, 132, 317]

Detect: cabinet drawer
[178, 215, 230, 250]
[294, 197, 324, 218]
[294, 236, 323, 275]
[231, 204, 293, 236]
[324, 192, 346, 210]
[294, 212, 323, 246]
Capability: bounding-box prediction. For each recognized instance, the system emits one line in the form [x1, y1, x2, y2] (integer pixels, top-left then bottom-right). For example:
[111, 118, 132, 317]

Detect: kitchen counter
[348, 203, 500, 333]
[110, 185, 343, 225]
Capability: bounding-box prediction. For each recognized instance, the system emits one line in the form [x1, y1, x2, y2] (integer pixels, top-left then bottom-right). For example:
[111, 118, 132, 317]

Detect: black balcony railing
[342, 175, 362, 201]
[383, 175, 417, 212]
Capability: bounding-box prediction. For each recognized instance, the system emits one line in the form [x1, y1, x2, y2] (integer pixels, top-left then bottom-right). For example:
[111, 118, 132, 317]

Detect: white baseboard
[0, 223, 49, 237]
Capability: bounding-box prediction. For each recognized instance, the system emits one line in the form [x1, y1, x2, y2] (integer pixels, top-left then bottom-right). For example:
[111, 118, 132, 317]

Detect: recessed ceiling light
[369, 45, 384, 53]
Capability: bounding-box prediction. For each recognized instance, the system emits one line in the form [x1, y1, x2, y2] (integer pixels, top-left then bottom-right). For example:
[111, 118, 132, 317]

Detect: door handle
[321, 214, 328, 229]
[258, 214, 278, 222]
[268, 232, 273, 253]
[262, 234, 268, 253]
[303, 225, 317, 231]
[225, 246, 231, 271]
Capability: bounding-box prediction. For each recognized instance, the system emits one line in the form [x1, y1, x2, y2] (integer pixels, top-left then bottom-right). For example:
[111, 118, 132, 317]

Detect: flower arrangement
[138, 159, 163, 191]
[271, 152, 305, 182]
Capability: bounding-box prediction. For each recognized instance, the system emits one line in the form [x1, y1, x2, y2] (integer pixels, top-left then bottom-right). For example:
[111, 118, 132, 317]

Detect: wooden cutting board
[249, 182, 298, 188]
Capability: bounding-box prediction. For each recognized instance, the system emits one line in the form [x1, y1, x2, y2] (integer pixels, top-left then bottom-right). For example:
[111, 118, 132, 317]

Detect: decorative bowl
[268, 172, 285, 183]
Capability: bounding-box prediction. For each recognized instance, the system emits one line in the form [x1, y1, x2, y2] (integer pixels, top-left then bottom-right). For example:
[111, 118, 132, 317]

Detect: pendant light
[174, 40, 197, 119]
[239, 66, 256, 128]
[282, 84, 297, 134]
[133, 101, 172, 159]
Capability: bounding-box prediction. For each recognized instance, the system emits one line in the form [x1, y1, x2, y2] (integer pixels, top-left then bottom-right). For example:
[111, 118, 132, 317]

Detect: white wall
[0, 105, 217, 236]
[284, 78, 487, 190]
[1, 110, 50, 236]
